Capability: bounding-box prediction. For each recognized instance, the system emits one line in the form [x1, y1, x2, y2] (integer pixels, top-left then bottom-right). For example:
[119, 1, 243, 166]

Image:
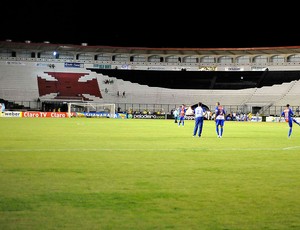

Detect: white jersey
[194, 106, 204, 118]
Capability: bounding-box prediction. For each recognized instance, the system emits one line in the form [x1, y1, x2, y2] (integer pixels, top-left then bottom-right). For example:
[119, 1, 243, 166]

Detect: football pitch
[0, 118, 300, 229]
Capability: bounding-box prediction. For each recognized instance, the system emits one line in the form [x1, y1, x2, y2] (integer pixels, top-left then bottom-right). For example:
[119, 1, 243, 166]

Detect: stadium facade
[0, 40, 300, 116]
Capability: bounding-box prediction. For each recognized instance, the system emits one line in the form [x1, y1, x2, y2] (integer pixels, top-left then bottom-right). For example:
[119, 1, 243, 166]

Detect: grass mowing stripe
[1, 147, 300, 152]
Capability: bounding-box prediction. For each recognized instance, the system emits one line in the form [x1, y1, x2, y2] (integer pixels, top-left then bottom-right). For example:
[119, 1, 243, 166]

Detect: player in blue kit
[280, 104, 300, 137]
[178, 104, 186, 127]
[215, 102, 226, 138]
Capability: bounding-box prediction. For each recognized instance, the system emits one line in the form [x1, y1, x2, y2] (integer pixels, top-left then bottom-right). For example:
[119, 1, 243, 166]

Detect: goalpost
[67, 102, 116, 118]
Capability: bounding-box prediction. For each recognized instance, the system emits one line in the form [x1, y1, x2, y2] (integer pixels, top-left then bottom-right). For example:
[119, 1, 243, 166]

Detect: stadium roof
[1, 40, 300, 56]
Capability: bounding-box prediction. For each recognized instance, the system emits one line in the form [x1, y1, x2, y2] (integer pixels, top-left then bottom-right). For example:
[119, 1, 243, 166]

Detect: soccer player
[193, 102, 206, 137]
[215, 102, 226, 138]
[280, 104, 300, 137]
[178, 104, 186, 127]
[173, 107, 179, 123]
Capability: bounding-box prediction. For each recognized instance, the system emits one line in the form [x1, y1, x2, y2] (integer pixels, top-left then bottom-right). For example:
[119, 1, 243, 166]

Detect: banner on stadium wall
[1, 111, 22, 117]
[225, 67, 244, 71]
[93, 64, 111, 69]
[132, 114, 166, 119]
[117, 113, 127, 119]
[0, 111, 119, 118]
[147, 67, 166, 70]
[22, 111, 70, 118]
[266, 116, 280, 122]
[71, 112, 119, 118]
[120, 64, 131, 69]
[199, 66, 217, 71]
[251, 67, 268, 71]
[6, 61, 25, 66]
[64, 62, 84, 68]
[250, 116, 262, 122]
[266, 116, 300, 123]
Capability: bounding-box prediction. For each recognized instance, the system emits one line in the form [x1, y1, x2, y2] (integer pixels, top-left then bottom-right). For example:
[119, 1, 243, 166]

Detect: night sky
[1, 2, 299, 48]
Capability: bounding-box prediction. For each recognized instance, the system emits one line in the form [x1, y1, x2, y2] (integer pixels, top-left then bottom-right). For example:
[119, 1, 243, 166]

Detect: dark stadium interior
[88, 69, 300, 90]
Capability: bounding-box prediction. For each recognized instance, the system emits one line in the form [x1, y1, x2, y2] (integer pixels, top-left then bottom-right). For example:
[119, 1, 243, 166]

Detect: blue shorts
[216, 119, 225, 126]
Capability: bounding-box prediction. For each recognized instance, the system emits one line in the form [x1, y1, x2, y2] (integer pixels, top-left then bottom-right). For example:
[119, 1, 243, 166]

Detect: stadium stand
[0, 40, 300, 115]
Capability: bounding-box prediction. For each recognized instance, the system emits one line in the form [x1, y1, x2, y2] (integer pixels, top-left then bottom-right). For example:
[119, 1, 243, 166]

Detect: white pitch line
[282, 146, 300, 150]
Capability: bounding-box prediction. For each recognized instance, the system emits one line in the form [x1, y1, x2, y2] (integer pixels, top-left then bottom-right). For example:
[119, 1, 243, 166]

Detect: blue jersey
[281, 106, 300, 137]
[281, 108, 294, 123]
[215, 106, 226, 120]
[179, 107, 186, 118]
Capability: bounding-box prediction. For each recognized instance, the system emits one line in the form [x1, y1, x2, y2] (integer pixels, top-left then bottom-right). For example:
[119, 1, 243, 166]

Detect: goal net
[67, 102, 116, 118]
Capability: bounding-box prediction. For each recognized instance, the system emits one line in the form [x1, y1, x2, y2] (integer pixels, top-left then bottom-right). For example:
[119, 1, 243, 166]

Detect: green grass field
[0, 118, 300, 230]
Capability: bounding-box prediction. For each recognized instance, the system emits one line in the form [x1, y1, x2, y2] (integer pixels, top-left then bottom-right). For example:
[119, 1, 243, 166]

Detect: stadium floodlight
[67, 102, 116, 118]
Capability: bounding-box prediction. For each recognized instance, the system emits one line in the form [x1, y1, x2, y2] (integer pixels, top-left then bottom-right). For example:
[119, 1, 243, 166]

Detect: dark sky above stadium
[1, 2, 299, 49]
